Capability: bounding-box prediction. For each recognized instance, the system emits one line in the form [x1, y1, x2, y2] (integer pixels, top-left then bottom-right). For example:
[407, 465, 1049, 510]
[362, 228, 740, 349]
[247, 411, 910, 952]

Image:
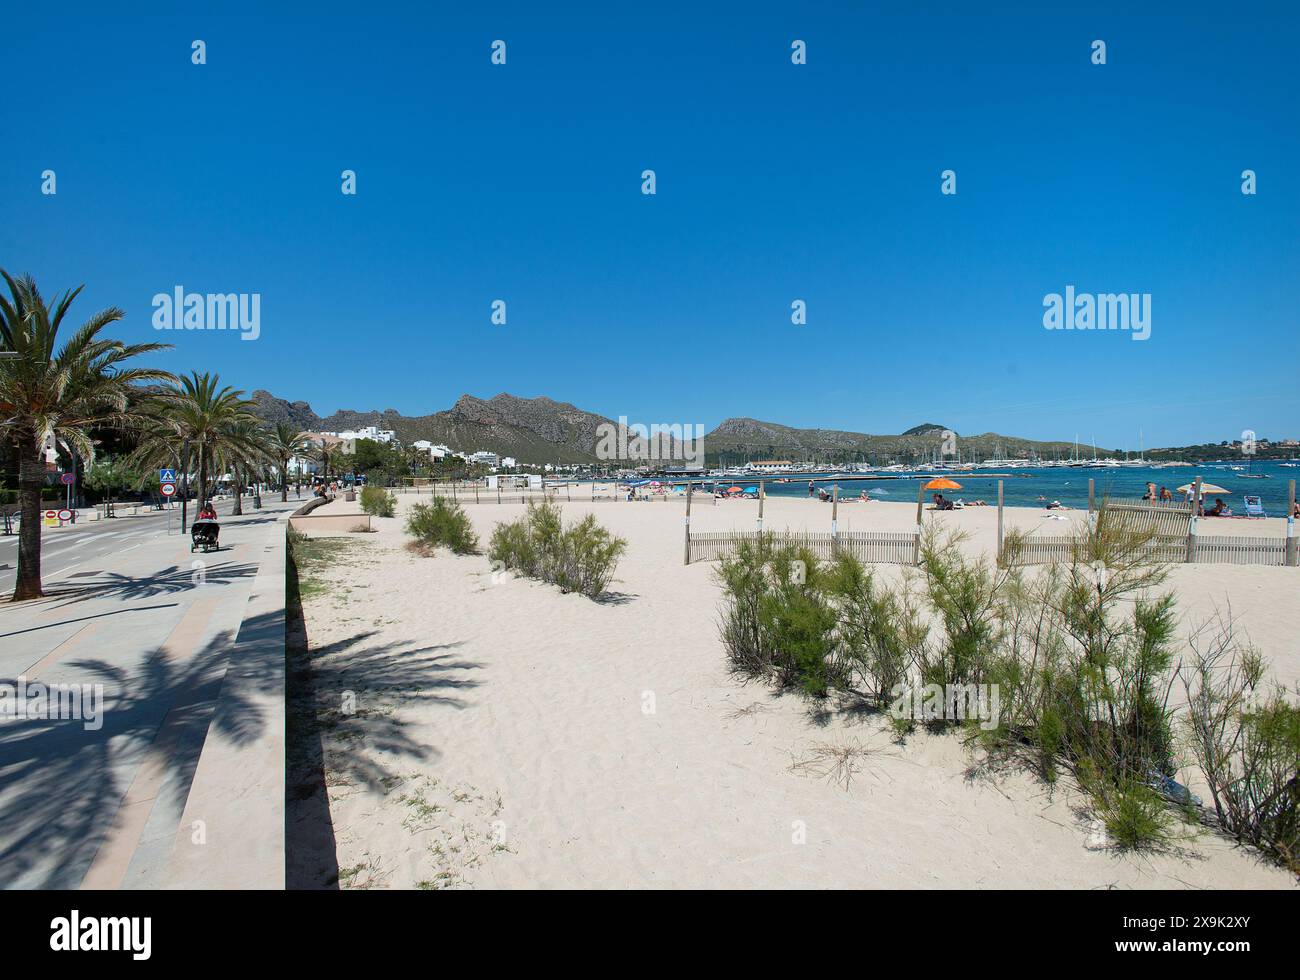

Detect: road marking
[23, 621, 100, 677]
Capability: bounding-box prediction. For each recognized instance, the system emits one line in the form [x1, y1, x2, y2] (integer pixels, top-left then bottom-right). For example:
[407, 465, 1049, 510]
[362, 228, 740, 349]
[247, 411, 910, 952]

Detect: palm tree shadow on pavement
[0, 615, 274, 889]
[36, 560, 261, 609]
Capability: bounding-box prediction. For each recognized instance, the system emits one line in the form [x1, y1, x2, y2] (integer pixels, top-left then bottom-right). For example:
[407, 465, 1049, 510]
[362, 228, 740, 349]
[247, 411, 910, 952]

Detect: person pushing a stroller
[191, 502, 220, 552]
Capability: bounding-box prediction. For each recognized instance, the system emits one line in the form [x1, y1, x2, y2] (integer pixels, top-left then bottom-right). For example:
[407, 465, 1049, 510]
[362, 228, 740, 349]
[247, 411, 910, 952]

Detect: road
[0, 494, 308, 596]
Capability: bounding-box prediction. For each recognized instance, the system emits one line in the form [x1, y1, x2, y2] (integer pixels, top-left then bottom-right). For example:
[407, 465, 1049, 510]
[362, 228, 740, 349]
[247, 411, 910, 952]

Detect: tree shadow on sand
[285, 600, 484, 889]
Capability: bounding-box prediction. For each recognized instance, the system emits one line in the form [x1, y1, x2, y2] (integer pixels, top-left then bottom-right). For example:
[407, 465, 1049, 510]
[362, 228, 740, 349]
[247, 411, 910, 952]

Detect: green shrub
[488, 501, 626, 599]
[405, 497, 478, 554]
[716, 537, 839, 695]
[359, 485, 396, 518]
[1097, 778, 1176, 851]
[1183, 632, 1300, 873]
[823, 551, 924, 707]
[710, 516, 1300, 874]
[551, 513, 627, 598]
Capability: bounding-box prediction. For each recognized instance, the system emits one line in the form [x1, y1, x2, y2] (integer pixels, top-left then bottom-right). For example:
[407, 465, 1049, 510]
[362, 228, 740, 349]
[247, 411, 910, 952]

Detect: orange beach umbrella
[924, 477, 963, 490]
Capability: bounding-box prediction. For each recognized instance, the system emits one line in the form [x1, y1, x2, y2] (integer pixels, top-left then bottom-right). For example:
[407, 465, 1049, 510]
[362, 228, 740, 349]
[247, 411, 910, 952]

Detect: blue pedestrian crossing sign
[160, 468, 177, 482]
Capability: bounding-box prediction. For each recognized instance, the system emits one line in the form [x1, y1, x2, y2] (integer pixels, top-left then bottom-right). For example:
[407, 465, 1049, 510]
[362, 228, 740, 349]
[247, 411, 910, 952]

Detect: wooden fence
[1006, 533, 1290, 567]
[1188, 534, 1288, 566]
[1003, 482, 1297, 568]
[1003, 535, 1189, 567]
[686, 529, 918, 565]
[1099, 497, 1194, 538]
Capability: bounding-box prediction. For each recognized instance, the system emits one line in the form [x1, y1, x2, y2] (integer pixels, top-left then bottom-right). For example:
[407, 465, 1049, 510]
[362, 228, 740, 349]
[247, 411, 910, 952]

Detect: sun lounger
[1242, 495, 1266, 518]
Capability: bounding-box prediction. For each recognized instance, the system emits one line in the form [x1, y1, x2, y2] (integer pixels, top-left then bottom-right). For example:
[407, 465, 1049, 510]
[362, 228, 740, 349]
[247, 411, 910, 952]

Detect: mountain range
[248, 390, 1114, 465]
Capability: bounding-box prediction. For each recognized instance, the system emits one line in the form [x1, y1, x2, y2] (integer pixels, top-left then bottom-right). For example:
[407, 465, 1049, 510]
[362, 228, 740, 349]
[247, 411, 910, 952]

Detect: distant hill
[250, 390, 611, 464]
[702, 417, 1108, 465]
[248, 391, 1121, 465]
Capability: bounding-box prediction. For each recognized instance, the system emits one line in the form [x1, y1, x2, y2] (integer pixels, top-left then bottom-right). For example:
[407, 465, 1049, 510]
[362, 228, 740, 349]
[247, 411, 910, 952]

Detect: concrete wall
[288, 513, 372, 534]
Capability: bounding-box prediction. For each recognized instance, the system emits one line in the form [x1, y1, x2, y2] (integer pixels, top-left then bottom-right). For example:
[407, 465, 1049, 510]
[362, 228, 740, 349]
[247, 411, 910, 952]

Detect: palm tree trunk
[198, 448, 210, 510]
[232, 465, 244, 516]
[13, 454, 46, 600]
[281, 455, 289, 502]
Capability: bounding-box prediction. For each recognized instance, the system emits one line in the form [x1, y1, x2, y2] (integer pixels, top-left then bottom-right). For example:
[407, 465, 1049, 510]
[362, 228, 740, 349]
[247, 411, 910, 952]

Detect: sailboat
[1239, 455, 1269, 479]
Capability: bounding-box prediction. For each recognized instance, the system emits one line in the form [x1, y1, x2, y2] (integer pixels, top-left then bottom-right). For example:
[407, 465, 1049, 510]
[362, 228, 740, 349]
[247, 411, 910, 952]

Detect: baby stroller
[191, 518, 220, 553]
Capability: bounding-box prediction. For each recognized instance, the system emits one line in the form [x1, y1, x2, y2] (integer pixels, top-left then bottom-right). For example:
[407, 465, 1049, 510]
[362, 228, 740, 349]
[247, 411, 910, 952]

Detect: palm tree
[312, 441, 336, 481]
[0, 272, 172, 600]
[131, 372, 257, 509]
[217, 419, 273, 516]
[266, 422, 313, 501]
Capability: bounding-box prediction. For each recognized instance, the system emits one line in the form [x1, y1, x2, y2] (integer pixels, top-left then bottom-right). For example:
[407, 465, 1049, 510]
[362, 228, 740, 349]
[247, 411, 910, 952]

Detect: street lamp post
[180, 438, 191, 534]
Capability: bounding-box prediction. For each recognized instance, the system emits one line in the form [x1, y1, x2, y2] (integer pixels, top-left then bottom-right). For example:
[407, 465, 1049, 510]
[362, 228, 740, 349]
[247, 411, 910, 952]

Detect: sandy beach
[287, 492, 1297, 889]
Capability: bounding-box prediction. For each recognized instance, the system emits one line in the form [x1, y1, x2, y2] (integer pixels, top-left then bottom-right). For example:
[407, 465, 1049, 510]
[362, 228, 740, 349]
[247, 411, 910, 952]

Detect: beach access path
[0, 494, 300, 889]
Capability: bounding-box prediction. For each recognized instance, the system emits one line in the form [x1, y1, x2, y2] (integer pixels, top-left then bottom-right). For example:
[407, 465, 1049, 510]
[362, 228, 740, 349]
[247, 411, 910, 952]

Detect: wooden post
[567, 482, 571, 502]
[497, 481, 501, 504]
[996, 480, 1004, 566]
[758, 480, 765, 531]
[1186, 476, 1202, 563]
[475, 483, 480, 504]
[915, 480, 925, 525]
[684, 482, 692, 565]
[1287, 480, 1297, 567]
[1088, 478, 1095, 520]
[831, 485, 839, 554]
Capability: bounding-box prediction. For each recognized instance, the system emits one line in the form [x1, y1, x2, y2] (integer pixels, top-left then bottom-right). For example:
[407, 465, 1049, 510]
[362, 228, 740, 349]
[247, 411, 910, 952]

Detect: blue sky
[3, 1, 1296, 449]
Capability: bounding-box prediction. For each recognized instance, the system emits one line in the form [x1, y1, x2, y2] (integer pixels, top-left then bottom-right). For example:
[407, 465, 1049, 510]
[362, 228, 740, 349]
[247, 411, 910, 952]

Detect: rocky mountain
[249, 391, 612, 464]
[249, 391, 322, 431]
[248, 391, 1114, 465]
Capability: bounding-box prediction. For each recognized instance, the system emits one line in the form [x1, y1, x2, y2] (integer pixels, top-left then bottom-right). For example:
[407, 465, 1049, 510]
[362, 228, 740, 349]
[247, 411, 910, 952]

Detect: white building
[322, 425, 396, 444]
[746, 460, 794, 473]
[500, 456, 517, 469]
[413, 441, 459, 459]
[468, 450, 500, 468]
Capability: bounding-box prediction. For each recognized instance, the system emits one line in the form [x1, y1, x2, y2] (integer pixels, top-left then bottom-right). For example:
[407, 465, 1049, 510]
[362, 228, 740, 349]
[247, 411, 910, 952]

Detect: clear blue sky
[4, 1, 1296, 449]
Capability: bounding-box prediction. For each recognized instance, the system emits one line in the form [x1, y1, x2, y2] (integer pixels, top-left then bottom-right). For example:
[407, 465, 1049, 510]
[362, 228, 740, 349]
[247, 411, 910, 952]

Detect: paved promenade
[0, 496, 299, 889]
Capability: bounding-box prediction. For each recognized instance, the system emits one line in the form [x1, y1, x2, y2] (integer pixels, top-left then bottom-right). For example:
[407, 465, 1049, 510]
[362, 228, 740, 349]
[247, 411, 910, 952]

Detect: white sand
[292, 493, 1297, 889]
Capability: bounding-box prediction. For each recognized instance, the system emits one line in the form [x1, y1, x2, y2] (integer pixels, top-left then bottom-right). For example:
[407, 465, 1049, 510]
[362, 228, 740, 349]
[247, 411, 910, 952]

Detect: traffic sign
[58, 509, 73, 522]
[60, 472, 75, 486]
[160, 482, 177, 497]
[160, 468, 177, 483]
[44, 510, 56, 520]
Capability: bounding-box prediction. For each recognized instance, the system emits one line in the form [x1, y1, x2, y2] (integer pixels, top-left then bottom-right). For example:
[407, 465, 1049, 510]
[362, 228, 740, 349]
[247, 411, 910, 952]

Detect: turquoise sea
[716, 461, 1300, 515]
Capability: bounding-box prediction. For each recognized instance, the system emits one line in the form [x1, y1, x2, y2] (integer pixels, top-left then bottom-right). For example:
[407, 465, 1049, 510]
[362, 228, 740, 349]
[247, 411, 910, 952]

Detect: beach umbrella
[924, 477, 963, 490]
[743, 487, 758, 494]
[1177, 483, 1228, 495]
[727, 486, 743, 493]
